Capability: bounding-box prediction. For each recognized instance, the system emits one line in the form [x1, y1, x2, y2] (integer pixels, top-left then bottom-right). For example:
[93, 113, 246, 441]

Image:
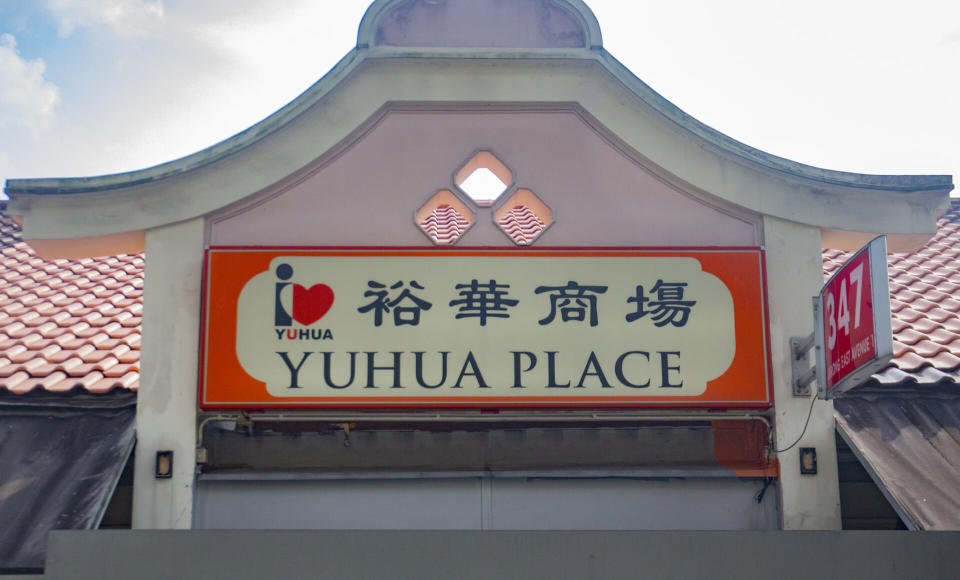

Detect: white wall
[132, 218, 204, 529]
[763, 216, 841, 529]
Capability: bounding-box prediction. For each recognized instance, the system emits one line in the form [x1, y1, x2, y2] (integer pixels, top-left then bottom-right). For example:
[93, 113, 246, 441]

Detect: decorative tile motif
[0, 207, 142, 394]
[416, 151, 553, 246]
[496, 205, 545, 244]
[494, 188, 553, 245]
[421, 204, 471, 245]
[416, 190, 475, 245]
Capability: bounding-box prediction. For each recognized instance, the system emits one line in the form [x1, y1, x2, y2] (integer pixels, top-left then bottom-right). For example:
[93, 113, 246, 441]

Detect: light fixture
[155, 450, 174, 478]
[799, 447, 817, 475]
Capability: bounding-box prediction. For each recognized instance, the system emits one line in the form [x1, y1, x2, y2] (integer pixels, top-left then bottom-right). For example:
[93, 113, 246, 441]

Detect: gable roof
[0, 205, 141, 394]
[4, 0, 950, 257]
[824, 199, 960, 390]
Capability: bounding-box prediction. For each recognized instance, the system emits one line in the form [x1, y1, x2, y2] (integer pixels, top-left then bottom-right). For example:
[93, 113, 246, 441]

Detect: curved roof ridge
[594, 50, 952, 193]
[5, 46, 951, 198]
[4, 48, 364, 196]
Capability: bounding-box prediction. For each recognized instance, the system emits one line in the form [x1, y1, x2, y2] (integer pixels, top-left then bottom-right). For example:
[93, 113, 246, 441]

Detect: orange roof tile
[0, 204, 141, 394]
[824, 199, 960, 388]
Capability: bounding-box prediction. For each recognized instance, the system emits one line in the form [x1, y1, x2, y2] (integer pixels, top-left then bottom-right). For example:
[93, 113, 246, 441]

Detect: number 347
[825, 264, 864, 350]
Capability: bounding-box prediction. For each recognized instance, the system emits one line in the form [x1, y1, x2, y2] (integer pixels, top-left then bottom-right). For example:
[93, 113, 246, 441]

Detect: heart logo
[292, 284, 335, 325]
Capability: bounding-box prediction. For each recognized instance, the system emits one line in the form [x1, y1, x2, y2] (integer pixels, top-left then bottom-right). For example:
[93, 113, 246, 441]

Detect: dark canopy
[0, 390, 135, 569]
[835, 396, 960, 530]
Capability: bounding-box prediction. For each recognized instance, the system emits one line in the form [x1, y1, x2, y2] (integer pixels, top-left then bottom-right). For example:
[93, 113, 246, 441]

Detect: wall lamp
[799, 447, 817, 475]
[155, 450, 174, 479]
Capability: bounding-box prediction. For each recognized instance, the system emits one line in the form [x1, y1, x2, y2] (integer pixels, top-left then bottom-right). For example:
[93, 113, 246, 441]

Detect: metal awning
[834, 395, 960, 530]
[0, 390, 135, 569]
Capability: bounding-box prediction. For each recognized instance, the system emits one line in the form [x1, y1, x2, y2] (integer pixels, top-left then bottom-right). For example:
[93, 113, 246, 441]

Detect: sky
[0, 0, 957, 195]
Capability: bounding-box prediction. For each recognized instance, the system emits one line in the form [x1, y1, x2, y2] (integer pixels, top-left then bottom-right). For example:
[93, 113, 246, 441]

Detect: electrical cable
[774, 392, 818, 453]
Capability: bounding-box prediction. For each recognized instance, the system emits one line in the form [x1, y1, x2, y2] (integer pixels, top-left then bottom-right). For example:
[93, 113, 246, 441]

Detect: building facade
[3, 0, 956, 572]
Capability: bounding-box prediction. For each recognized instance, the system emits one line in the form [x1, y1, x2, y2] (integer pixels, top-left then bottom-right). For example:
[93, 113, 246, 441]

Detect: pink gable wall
[208, 109, 761, 248]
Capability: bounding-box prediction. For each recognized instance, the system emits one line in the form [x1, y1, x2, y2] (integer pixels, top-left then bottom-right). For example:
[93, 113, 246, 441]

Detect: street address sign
[814, 236, 893, 398]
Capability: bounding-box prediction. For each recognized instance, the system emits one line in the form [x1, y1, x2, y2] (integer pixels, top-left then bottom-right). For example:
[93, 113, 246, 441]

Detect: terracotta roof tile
[908, 298, 941, 313]
[0, 206, 141, 394]
[896, 307, 926, 323]
[56, 357, 85, 372]
[88, 371, 138, 393]
[117, 348, 138, 363]
[76, 371, 105, 391]
[826, 199, 960, 390]
[96, 356, 120, 372]
[4, 372, 34, 393]
[896, 328, 927, 346]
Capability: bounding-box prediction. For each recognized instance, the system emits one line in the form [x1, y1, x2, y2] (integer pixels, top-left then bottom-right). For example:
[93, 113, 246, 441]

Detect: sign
[815, 236, 893, 398]
[200, 248, 771, 409]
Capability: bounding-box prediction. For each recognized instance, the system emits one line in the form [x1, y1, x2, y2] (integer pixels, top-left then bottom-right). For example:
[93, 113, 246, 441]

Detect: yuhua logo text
[274, 263, 335, 341]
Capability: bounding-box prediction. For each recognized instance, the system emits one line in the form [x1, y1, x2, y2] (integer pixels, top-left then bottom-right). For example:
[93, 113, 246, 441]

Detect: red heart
[292, 284, 335, 325]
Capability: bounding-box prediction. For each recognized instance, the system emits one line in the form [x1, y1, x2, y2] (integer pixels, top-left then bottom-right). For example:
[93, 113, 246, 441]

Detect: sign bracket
[790, 330, 816, 397]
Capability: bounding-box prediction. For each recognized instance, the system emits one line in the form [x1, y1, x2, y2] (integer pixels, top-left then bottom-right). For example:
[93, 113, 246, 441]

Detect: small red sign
[821, 246, 876, 392]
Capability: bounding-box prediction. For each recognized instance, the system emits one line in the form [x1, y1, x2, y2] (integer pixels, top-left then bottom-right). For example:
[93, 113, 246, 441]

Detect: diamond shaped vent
[454, 151, 513, 207]
[414, 151, 554, 246]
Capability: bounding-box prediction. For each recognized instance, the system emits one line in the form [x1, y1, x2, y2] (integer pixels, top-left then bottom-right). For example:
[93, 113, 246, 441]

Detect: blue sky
[1, 0, 958, 193]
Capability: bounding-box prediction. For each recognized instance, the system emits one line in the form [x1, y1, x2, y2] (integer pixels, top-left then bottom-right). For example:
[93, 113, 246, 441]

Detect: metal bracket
[336, 422, 354, 447]
[790, 333, 816, 397]
[236, 411, 254, 436]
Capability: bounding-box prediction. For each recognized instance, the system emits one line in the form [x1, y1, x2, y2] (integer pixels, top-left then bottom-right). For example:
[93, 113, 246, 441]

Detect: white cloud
[52, 0, 366, 175]
[188, 1, 362, 117]
[0, 34, 59, 134]
[46, 0, 164, 37]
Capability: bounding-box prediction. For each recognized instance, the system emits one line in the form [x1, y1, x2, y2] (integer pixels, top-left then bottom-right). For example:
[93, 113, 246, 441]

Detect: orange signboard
[200, 247, 771, 409]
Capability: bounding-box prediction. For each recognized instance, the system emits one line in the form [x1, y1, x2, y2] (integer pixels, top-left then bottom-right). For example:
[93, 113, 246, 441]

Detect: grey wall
[42, 530, 960, 580]
[194, 476, 777, 531]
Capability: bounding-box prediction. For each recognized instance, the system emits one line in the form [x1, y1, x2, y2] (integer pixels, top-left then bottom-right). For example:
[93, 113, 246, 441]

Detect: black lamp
[155, 450, 174, 478]
[799, 447, 817, 475]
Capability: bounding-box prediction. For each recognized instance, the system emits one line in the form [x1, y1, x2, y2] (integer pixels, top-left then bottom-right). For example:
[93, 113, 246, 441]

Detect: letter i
[275, 263, 294, 326]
